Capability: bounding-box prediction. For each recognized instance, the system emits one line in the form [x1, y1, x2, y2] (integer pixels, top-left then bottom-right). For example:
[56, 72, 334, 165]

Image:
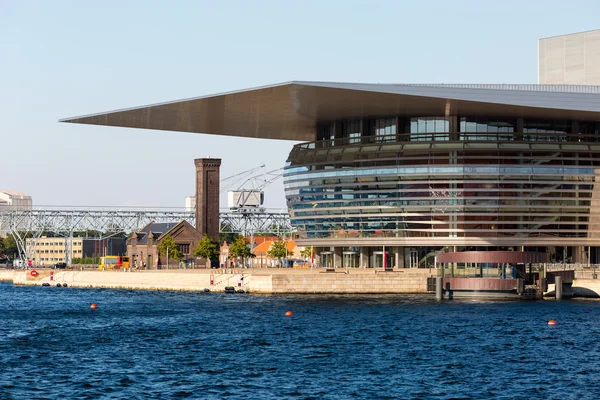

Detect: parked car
[53, 262, 67, 269]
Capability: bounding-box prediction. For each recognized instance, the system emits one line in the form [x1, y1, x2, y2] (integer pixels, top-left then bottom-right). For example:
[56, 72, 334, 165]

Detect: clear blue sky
[1, 0, 599, 209]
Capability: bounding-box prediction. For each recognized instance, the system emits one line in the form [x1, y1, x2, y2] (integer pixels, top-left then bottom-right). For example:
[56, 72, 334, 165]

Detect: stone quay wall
[6, 268, 434, 294]
[0, 270, 15, 282]
[6, 268, 600, 298]
[267, 271, 428, 293]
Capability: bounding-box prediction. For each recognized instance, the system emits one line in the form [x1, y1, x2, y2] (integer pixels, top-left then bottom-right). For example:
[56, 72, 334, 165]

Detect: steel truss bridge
[0, 207, 293, 261]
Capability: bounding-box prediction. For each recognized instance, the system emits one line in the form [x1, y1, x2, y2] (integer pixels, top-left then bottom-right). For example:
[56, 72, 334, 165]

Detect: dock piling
[555, 276, 562, 300]
[435, 277, 443, 301]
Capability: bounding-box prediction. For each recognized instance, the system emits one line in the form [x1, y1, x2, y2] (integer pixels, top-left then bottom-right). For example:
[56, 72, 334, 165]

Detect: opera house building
[62, 81, 600, 269]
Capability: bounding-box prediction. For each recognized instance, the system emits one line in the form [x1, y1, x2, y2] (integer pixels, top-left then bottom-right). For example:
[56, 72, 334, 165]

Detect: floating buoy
[285, 311, 293, 316]
[56, 283, 62, 288]
[62, 283, 68, 288]
[90, 303, 98, 309]
[30, 270, 38, 277]
[548, 319, 557, 325]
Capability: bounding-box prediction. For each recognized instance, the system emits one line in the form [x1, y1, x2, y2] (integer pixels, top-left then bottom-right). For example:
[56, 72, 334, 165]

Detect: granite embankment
[0, 270, 15, 282]
[6, 268, 600, 297]
[5, 268, 433, 294]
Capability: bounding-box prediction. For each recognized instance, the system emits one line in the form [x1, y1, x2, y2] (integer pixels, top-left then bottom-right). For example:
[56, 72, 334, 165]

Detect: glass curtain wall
[341, 120, 361, 144]
[286, 115, 600, 243]
[370, 118, 397, 142]
[410, 117, 449, 141]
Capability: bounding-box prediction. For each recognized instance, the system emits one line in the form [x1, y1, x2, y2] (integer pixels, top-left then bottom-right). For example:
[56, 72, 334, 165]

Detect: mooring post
[436, 276, 443, 301]
[555, 276, 562, 300]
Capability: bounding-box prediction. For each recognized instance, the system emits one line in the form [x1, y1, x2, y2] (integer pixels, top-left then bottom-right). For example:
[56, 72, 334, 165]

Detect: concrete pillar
[516, 118, 524, 137]
[542, 263, 547, 280]
[555, 276, 562, 300]
[436, 277, 443, 301]
[334, 247, 342, 268]
[194, 158, 222, 243]
[360, 247, 369, 268]
[394, 247, 400, 269]
[573, 246, 585, 264]
[312, 247, 322, 267]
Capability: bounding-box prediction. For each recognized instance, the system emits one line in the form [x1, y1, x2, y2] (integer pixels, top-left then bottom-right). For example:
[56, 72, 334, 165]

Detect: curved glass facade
[284, 116, 600, 258]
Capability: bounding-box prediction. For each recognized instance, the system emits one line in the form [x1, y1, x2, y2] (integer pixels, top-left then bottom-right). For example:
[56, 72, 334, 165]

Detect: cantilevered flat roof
[60, 81, 600, 141]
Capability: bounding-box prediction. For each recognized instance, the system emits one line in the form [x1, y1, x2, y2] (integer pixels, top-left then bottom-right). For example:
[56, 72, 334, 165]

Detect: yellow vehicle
[99, 256, 130, 270]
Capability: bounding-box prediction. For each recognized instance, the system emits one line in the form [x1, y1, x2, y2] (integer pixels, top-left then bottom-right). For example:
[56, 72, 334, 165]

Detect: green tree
[268, 238, 293, 267]
[219, 223, 240, 245]
[0, 238, 5, 256]
[157, 234, 183, 265]
[299, 246, 313, 260]
[228, 236, 254, 267]
[2, 234, 18, 257]
[72, 256, 100, 265]
[194, 234, 220, 261]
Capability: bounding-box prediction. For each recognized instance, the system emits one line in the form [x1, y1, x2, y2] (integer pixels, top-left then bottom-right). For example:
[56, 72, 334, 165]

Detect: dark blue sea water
[1, 283, 600, 399]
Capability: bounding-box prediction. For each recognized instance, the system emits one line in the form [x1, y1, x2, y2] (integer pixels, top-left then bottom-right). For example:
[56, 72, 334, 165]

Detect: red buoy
[285, 311, 293, 316]
[90, 303, 98, 309]
[30, 270, 38, 277]
[548, 319, 557, 325]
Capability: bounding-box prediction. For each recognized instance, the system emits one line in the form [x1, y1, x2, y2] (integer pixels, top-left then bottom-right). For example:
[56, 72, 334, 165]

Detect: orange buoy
[90, 303, 98, 309]
[548, 319, 557, 325]
[285, 311, 293, 316]
[30, 270, 38, 277]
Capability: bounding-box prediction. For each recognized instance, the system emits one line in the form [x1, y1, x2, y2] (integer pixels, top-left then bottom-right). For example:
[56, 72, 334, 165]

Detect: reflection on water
[1, 283, 600, 399]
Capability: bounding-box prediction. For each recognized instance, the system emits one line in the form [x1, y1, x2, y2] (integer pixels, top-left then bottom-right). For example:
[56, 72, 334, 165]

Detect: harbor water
[1, 282, 600, 399]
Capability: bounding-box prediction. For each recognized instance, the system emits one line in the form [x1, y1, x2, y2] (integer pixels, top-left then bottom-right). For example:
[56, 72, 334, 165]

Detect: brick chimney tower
[194, 158, 221, 242]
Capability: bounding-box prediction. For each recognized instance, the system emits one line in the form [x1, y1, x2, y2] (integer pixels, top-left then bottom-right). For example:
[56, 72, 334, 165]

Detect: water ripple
[2, 283, 600, 399]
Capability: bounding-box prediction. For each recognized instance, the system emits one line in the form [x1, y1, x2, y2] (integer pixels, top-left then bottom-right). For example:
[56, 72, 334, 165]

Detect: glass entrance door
[321, 252, 333, 268]
[343, 252, 359, 268]
[409, 250, 418, 268]
[372, 251, 393, 269]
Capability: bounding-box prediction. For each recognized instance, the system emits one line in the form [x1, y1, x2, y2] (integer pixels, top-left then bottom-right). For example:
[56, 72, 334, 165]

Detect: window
[524, 120, 570, 134]
[581, 122, 600, 142]
[371, 118, 396, 142]
[459, 117, 515, 140]
[341, 120, 361, 144]
[581, 122, 600, 135]
[411, 117, 448, 133]
[410, 117, 449, 140]
[460, 117, 515, 133]
[317, 124, 334, 142]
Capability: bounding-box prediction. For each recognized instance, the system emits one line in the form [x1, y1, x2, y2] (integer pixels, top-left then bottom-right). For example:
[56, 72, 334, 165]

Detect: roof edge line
[58, 80, 304, 123]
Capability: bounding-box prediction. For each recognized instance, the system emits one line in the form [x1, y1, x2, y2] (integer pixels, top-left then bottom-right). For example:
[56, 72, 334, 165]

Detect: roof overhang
[60, 81, 600, 142]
